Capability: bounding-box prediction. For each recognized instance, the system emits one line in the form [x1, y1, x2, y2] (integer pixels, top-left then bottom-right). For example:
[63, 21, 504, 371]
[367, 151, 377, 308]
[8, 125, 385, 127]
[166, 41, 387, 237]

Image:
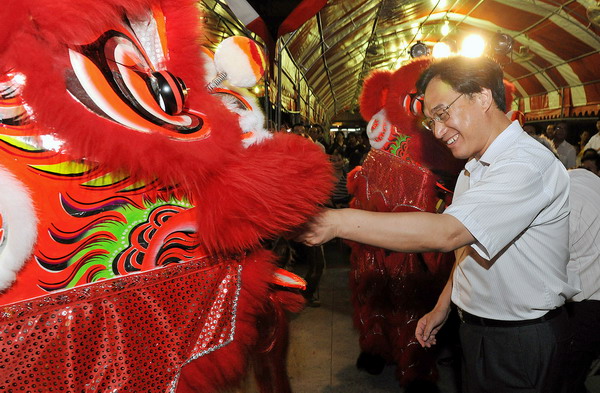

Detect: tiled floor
[285, 242, 459, 393]
[282, 241, 600, 393]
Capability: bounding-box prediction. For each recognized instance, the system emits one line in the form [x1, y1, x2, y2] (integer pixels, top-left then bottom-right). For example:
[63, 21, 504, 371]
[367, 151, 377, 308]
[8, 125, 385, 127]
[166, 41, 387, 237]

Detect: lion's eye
[66, 27, 208, 141]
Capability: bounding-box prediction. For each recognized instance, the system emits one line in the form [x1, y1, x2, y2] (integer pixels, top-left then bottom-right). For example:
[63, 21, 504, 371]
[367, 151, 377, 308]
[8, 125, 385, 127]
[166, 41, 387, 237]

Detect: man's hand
[415, 306, 451, 348]
[295, 208, 340, 246]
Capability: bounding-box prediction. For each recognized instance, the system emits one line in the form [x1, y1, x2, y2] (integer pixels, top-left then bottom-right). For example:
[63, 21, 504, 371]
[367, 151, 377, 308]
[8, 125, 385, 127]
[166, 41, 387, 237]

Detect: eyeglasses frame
[421, 92, 464, 132]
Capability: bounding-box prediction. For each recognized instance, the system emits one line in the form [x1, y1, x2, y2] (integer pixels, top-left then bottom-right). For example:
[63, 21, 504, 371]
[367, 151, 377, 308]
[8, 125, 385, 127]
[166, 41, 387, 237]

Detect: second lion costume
[348, 58, 464, 386]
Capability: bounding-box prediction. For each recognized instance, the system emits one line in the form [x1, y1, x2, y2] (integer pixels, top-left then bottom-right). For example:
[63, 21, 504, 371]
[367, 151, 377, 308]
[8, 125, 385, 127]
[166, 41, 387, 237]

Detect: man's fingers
[416, 318, 430, 347]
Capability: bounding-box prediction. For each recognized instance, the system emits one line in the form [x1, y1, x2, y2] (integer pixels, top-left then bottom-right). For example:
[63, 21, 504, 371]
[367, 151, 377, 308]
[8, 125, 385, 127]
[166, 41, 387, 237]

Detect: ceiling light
[409, 41, 430, 58]
[460, 34, 486, 58]
[432, 42, 452, 58]
[492, 32, 513, 55]
[441, 20, 450, 36]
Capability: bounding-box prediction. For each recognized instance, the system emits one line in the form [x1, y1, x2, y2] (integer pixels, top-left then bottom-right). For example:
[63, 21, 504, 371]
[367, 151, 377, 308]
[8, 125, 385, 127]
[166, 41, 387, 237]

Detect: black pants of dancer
[303, 245, 325, 299]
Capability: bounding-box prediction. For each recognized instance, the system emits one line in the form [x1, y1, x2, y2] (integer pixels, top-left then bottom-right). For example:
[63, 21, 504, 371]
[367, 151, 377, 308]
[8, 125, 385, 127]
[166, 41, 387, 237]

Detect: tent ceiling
[202, 0, 600, 122]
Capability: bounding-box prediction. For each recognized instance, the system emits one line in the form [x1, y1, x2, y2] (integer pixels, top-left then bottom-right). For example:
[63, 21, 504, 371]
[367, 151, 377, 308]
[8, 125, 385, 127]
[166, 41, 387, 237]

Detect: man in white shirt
[553, 122, 577, 168]
[581, 152, 599, 175]
[565, 168, 600, 393]
[583, 119, 600, 152]
[297, 56, 575, 393]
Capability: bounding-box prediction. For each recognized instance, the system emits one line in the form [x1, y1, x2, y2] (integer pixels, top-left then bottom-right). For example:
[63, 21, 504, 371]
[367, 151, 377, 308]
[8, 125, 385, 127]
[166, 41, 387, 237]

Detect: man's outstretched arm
[297, 208, 474, 253]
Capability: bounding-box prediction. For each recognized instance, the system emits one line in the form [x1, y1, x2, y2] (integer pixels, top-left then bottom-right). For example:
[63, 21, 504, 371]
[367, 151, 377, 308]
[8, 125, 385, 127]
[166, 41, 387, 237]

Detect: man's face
[554, 123, 567, 142]
[423, 77, 490, 160]
[330, 154, 344, 170]
[546, 125, 555, 139]
[596, 120, 600, 133]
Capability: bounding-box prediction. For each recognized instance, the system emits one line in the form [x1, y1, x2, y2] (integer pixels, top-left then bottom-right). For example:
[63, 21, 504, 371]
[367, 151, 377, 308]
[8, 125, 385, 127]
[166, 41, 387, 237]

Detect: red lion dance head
[0, 1, 332, 392]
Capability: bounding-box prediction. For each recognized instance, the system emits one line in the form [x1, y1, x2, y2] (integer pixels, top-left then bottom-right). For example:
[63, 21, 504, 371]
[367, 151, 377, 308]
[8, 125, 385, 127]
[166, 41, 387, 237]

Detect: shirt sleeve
[444, 159, 551, 260]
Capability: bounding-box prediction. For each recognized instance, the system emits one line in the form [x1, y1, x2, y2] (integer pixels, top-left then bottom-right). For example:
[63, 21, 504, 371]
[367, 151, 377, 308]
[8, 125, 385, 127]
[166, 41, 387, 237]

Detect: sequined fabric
[347, 149, 454, 385]
[0, 255, 242, 392]
[352, 149, 439, 214]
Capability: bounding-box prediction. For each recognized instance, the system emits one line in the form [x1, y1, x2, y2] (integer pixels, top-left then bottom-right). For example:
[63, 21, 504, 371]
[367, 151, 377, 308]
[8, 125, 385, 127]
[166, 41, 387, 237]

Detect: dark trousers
[459, 308, 571, 393]
[565, 300, 600, 393]
[303, 245, 325, 299]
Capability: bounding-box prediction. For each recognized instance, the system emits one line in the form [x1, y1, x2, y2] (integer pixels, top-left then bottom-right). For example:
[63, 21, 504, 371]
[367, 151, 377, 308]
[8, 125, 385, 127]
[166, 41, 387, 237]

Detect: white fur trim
[0, 165, 38, 291]
[214, 37, 263, 88]
[236, 92, 271, 147]
[202, 49, 272, 147]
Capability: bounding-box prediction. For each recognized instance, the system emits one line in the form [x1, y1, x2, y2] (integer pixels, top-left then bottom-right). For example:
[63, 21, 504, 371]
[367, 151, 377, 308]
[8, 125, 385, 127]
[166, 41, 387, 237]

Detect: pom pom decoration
[210, 36, 267, 89]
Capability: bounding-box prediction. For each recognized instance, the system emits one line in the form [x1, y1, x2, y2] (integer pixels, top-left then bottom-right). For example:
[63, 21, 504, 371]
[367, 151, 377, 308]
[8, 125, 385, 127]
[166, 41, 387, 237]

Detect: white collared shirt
[555, 140, 577, 169]
[444, 121, 578, 320]
[583, 133, 600, 152]
[567, 169, 600, 302]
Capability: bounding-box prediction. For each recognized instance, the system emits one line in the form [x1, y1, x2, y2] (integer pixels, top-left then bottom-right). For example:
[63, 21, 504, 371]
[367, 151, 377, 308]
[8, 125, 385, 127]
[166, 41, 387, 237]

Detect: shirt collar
[475, 120, 523, 166]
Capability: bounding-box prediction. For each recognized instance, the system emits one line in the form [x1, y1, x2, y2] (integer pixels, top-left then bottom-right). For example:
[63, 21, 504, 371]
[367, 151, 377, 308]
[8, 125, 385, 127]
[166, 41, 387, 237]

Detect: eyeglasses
[421, 93, 464, 132]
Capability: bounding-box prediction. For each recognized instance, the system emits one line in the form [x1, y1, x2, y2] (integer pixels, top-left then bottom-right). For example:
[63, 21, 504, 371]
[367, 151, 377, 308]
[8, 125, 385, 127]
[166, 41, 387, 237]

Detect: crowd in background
[267, 117, 600, 176]
[522, 118, 600, 175]
[268, 121, 371, 175]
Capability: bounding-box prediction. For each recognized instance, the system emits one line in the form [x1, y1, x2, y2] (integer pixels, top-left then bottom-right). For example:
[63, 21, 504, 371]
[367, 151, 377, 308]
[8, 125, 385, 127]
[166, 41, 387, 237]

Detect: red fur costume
[348, 58, 464, 385]
[0, 1, 332, 392]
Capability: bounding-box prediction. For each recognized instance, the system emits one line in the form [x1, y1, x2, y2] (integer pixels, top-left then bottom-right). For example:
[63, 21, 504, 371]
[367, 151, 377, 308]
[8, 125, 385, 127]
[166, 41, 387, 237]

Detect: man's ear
[475, 88, 494, 112]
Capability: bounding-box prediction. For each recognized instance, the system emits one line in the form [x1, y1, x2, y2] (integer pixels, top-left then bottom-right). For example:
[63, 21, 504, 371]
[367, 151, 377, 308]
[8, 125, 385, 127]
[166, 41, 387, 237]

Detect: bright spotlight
[441, 21, 450, 36]
[432, 42, 451, 58]
[460, 34, 486, 58]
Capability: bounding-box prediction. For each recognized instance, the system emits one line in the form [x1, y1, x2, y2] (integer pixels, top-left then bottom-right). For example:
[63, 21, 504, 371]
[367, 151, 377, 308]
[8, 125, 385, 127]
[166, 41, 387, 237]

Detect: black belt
[457, 306, 563, 327]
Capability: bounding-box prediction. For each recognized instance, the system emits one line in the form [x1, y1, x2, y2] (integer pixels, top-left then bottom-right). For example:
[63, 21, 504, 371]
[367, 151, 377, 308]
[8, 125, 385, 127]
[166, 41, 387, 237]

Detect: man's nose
[433, 122, 448, 139]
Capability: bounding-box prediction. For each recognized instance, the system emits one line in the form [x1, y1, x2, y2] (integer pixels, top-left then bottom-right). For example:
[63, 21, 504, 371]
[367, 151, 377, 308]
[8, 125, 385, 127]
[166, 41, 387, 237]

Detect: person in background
[358, 132, 371, 165]
[311, 124, 329, 151]
[308, 125, 326, 153]
[297, 56, 576, 393]
[278, 122, 290, 133]
[291, 123, 308, 138]
[578, 129, 591, 153]
[581, 151, 600, 175]
[545, 123, 556, 140]
[327, 148, 350, 208]
[530, 134, 600, 393]
[523, 123, 538, 135]
[553, 122, 577, 169]
[344, 132, 369, 170]
[583, 118, 600, 152]
[576, 130, 592, 167]
[327, 131, 346, 155]
[564, 167, 600, 393]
